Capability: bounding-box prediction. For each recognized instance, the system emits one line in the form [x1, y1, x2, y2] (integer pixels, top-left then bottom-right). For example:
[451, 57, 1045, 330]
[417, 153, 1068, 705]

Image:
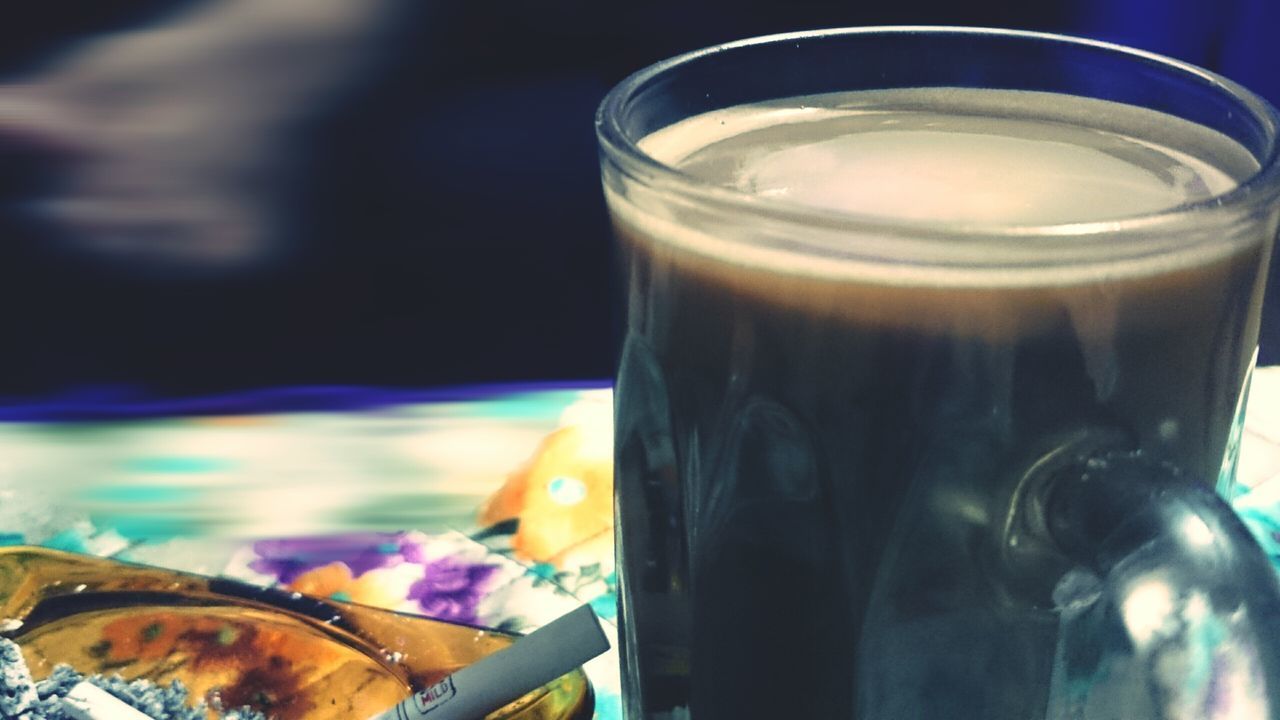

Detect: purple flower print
[249, 532, 419, 583]
[407, 556, 500, 624]
[244, 531, 507, 625]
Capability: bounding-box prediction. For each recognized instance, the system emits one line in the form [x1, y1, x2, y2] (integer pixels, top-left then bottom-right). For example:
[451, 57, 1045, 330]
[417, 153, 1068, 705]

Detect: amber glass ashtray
[0, 547, 593, 719]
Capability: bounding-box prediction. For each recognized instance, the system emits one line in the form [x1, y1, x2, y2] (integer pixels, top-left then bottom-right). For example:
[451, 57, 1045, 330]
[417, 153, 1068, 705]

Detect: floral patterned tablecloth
[4, 371, 1280, 720]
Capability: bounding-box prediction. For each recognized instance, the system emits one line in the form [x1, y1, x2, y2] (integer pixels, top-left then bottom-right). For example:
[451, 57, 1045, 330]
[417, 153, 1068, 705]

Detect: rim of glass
[596, 26, 1280, 245]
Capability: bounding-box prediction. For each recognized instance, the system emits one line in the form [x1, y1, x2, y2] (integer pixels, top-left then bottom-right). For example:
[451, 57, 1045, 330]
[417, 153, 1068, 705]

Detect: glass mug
[597, 27, 1280, 720]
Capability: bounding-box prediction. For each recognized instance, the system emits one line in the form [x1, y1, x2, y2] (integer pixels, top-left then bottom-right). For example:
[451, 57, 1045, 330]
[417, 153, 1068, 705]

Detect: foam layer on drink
[647, 89, 1246, 225]
[608, 88, 1263, 291]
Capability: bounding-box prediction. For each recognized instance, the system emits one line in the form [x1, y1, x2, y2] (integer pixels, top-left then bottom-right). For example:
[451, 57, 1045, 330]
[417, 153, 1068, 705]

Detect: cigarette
[367, 604, 610, 720]
[61, 681, 158, 720]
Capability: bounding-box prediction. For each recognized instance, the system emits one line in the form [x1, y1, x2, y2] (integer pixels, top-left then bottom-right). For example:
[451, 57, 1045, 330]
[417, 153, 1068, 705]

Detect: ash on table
[0, 638, 266, 720]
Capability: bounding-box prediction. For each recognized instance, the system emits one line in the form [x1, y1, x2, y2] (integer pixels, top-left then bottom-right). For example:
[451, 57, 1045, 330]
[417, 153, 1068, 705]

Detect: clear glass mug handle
[1009, 434, 1280, 719]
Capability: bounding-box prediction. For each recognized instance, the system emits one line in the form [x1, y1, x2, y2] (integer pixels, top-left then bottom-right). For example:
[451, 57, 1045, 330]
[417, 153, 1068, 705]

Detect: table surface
[5, 371, 1280, 720]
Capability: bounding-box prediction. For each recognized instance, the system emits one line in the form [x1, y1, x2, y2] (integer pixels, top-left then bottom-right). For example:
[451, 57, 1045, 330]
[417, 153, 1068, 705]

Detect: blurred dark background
[0, 0, 1277, 401]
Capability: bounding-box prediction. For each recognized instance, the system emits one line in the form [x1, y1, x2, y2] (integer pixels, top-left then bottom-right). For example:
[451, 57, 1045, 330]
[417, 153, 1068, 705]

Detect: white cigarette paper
[368, 604, 610, 720]
[61, 681, 158, 720]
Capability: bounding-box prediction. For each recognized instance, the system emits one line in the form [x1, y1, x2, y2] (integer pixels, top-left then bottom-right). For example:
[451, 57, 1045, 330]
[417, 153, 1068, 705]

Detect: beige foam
[607, 88, 1272, 338]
